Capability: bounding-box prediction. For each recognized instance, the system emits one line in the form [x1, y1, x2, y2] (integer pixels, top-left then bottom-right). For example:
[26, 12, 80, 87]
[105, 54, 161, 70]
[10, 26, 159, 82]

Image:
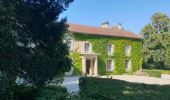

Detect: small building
[67, 22, 142, 76]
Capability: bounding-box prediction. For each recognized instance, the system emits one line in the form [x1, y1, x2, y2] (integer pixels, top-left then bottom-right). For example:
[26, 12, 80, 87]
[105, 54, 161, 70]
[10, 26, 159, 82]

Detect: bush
[14, 86, 35, 100]
[143, 69, 170, 77]
[79, 77, 170, 100]
[161, 70, 170, 74]
[35, 86, 68, 100]
[146, 70, 161, 78]
[13, 86, 69, 100]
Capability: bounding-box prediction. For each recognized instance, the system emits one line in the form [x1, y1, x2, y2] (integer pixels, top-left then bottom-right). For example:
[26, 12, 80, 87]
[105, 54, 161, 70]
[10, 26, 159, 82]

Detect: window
[84, 43, 90, 53]
[125, 60, 130, 71]
[107, 44, 113, 55]
[106, 60, 113, 71]
[125, 45, 130, 56]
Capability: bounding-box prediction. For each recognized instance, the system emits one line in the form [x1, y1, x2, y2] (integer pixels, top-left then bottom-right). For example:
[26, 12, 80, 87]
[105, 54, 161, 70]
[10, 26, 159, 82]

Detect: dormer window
[125, 45, 130, 56]
[107, 43, 113, 55]
[84, 43, 90, 53]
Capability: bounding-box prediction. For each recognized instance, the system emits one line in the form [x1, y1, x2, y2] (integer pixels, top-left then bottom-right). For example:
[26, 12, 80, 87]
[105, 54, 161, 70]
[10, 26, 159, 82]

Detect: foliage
[72, 33, 142, 75]
[35, 86, 68, 100]
[0, 1, 20, 99]
[141, 12, 170, 69]
[143, 69, 170, 75]
[13, 0, 74, 88]
[0, 73, 16, 100]
[165, 48, 170, 68]
[13, 86, 35, 100]
[70, 53, 82, 75]
[79, 77, 170, 100]
[143, 70, 161, 78]
[0, 0, 73, 98]
[13, 86, 69, 100]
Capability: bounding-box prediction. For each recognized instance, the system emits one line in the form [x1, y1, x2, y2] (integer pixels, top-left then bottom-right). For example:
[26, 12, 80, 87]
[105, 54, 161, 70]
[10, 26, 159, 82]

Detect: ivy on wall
[70, 52, 82, 75]
[71, 33, 142, 75]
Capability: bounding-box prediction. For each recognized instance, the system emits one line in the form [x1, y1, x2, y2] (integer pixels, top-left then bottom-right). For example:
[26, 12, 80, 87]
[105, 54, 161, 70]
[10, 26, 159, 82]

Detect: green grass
[79, 77, 170, 100]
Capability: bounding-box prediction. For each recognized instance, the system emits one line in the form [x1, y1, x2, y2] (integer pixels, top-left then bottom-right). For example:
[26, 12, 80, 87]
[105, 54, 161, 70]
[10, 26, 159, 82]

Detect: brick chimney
[101, 21, 109, 28]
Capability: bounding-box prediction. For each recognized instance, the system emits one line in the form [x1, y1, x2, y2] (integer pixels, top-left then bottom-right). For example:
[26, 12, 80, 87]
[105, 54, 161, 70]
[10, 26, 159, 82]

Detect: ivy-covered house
[67, 22, 142, 76]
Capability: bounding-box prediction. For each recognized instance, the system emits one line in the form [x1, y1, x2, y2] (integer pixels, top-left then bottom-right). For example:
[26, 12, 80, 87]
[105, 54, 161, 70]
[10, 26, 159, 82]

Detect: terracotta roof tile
[68, 23, 141, 39]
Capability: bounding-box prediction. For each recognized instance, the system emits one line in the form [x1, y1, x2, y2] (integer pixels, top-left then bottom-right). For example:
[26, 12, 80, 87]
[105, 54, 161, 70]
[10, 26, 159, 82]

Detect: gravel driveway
[100, 75, 170, 85]
[63, 76, 80, 93]
[63, 75, 170, 93]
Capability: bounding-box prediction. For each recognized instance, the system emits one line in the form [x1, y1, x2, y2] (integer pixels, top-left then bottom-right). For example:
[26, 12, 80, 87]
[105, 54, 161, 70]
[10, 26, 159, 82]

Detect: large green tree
[141, 12, 170, 69]
[0, 0, 19, 99]
[14, 0, 73, 88]
[0, 0, 73, 98]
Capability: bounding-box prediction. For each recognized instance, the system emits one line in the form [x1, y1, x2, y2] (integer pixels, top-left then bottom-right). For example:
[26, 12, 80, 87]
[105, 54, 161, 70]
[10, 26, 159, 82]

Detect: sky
[60, 0, 170, 34]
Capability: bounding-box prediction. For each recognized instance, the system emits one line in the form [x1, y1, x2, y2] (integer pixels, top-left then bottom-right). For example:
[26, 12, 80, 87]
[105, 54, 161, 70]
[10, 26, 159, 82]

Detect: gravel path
[100, 75, 170, 85]
[63, 75, 170, 93]
[63, 76, 80, 93]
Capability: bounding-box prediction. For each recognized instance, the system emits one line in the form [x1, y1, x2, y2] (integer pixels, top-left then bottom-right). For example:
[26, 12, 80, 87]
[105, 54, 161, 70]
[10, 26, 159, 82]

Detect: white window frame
[107, 43, 113, 55]
[106, 59, 114, 71]
[125, 45, 131, 56]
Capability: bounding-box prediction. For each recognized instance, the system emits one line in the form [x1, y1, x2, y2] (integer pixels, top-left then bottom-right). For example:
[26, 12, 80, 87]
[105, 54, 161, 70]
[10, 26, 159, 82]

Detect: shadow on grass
[79, 77, 170, 100]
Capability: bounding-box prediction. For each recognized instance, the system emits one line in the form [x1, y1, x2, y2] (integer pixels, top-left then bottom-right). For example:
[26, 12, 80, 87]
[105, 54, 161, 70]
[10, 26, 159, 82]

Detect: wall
[71, 33, 142, 75]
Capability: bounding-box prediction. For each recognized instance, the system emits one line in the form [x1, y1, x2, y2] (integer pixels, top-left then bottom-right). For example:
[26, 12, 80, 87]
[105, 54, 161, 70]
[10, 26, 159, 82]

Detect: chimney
[113, 23, 123, 30]
[101, 21, 109, 28]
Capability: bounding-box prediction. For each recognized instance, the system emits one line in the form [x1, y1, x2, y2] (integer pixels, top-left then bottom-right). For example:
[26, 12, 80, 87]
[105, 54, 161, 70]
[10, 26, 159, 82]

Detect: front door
[86, 60, 91, 75]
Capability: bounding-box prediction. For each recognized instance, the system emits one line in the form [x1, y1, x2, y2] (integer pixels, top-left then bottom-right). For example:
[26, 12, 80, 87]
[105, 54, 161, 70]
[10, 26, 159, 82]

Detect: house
[67, 22, 142, 76]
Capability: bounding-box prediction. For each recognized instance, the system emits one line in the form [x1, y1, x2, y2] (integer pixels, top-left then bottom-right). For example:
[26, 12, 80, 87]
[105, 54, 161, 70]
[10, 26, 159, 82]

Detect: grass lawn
[79, 77, 170, 100]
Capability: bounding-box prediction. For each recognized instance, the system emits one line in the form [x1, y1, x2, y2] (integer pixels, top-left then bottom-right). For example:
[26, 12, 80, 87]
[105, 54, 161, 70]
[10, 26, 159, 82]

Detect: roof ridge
[69, 23, 138, 34]
[68, 23, 141, 39]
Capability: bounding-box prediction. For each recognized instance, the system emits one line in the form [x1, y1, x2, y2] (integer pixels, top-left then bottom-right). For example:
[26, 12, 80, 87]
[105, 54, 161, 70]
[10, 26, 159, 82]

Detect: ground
[63, 76, 80, 93]
[63, 75, 170, 93]
[101, 75, 170, 85]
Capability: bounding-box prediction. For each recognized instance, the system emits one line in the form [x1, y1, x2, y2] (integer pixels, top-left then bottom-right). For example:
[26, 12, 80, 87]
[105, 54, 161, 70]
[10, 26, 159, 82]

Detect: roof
[68, 23, 141, 39]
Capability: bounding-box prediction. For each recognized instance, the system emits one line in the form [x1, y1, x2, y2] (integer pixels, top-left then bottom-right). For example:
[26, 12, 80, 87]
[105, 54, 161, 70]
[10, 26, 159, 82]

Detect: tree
[0, 0, 20, 99]
[164, 33, 170, 68]
[0, 0, 73, 98]
[141, 12, 170, 69]
[14, 0, 73, 87]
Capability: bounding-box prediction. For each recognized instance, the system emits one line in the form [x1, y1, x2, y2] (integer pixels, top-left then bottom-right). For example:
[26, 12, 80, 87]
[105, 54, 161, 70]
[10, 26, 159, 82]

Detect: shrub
[161, 70, 170, 75]
[13, 86, 68, 100]
[146, 70, 161, 78]
[142, 69, 170, 77]
[35, 86, 68, 100]
[79, 77, 170, 100]
[13, 86, 35, 100]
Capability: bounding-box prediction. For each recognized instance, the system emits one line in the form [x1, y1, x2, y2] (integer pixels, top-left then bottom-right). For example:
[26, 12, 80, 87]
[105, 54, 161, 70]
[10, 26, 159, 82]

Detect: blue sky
[60, 0, 170, 34]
